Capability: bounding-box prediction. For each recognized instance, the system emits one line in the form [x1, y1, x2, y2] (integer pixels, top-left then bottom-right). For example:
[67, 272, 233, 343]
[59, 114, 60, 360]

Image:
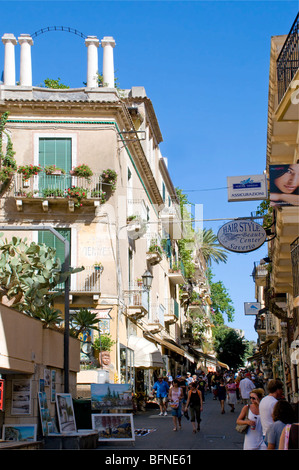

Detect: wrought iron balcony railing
[277, 13, 299, 103]
[14, 173, 107, 203]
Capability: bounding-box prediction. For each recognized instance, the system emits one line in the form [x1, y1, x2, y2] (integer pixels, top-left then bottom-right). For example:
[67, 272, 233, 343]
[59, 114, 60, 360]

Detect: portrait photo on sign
[269, 164, 299, 206]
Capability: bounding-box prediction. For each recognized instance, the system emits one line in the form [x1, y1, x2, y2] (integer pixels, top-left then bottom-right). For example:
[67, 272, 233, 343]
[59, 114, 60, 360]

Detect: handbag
[169, 400, 179, 409]
[235, 405, 249, 434]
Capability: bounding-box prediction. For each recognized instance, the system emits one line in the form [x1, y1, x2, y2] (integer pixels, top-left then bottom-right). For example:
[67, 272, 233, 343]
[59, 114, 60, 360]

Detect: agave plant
[33, 305, 63, 328]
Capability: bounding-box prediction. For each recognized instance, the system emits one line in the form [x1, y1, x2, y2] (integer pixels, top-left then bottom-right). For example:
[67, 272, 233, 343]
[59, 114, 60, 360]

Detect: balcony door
[39, 138, 72, 195]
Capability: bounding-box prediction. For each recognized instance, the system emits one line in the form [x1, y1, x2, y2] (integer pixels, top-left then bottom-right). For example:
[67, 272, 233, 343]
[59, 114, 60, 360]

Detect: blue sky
[1, 1, 298, 341]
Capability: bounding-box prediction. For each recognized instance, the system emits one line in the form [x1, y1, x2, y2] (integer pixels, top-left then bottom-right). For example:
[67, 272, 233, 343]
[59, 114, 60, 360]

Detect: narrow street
[95, 390, 244, 452]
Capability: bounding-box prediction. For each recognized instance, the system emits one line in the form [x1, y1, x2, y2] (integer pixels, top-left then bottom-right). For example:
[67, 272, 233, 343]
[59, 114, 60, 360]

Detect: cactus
[0, 233, 83, 317]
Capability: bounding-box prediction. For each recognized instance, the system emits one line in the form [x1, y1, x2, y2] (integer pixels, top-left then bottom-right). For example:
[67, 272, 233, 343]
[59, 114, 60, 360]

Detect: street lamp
[142, 270, 153, 290]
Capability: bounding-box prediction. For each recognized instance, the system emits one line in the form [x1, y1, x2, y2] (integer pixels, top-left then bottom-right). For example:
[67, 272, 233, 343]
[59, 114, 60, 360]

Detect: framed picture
[11, 379, 31, 415]
[38, 391, 59, 436]
[44, 369, 51, 386]
[92, 414, 135, 441]
[2, 424, 37, 442]
[91, 384, 132, 411]
[51, 370, 56, 403]
[56, 393, 77, 433]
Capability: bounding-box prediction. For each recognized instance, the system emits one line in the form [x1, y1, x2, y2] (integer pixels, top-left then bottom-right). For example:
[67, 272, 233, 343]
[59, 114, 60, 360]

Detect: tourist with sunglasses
[236, 388, 267, 450]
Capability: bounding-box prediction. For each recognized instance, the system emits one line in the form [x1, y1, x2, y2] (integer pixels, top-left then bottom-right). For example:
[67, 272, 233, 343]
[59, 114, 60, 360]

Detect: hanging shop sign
[244, 302, 261, 315]
[217, 219, 266, 253]
[227, 174, 267, 202]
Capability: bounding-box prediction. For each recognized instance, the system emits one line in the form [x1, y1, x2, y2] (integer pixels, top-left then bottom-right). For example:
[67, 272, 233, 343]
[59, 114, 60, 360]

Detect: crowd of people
[151, 369, 298, 449]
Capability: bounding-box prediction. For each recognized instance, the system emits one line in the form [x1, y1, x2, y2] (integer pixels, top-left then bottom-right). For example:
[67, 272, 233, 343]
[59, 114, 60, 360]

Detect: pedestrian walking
[239, 372, 255, 404]
[152, 376, 169, 416]
[186, 381, 203, 433]
[279, 423, 299, 450]
[226, 377, 237, 412]
[259, 378, 284, 444]
[168, 379, 184, 431]
[217, 378, 227, 414]
[266, 400, 296, 449]
[236, 388, 267, 450]
[198, 376, 206, 403]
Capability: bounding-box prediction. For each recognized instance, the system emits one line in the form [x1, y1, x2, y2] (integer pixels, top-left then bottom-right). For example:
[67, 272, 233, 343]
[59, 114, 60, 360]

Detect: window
[38, 228, 71, 268]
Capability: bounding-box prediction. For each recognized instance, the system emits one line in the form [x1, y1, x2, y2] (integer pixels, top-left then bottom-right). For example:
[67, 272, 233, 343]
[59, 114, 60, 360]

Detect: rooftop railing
[277, 13, 299, 103]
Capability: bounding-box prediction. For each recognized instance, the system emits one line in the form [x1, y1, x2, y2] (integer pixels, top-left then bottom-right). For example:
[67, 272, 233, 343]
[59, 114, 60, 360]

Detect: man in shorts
[152, 376, 170, 416]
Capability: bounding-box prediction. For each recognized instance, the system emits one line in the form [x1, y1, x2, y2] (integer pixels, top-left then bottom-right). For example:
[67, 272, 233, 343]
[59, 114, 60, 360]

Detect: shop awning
[145, 334, 196, 362]
[128, 335, 164, 369]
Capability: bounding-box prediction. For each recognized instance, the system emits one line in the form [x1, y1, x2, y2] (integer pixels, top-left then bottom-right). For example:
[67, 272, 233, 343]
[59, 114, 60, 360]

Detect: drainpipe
[1, 34, 17, 86]
[101, 36, 116, 88]
[85, 36, 99, 88]
[18, 34, 33, 87]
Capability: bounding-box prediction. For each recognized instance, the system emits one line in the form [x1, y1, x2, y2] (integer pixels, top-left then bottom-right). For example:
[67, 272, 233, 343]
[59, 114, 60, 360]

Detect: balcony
[168, 261, 185, 285]
[277, 13, 299, 104]
[164, 298, 179, 324]
[54, 266, 102, 301]
[123, 287, 149, 319]
[252, 262, 269, 287]
[13, 173, 106, 212]
[160, 203, 183, 239]
[147, 303, 165, 333]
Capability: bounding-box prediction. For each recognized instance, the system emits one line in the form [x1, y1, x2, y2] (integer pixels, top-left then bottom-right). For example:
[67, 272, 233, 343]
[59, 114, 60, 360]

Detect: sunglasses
[250, 396, 257, 400]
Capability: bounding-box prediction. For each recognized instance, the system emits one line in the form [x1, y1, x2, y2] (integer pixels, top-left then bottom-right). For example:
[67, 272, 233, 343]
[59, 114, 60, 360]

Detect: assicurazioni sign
[217, 219, 266, 253]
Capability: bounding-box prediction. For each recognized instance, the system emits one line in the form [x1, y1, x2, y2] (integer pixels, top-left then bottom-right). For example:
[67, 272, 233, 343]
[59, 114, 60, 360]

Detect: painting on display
[56, 393, 77, 433]
[51, 370, 56, 403]
[2, 424, 37, 442]
[91, 384, 133, 411]
[92, 414, 135, 441]
[38, 391, 59, 436]
[11, 379, 31, 415]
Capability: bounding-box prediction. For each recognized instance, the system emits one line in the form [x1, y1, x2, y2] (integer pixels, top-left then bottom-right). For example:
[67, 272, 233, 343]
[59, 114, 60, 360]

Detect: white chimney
[85, 36, 99, 88]
[101, 36, 116, 88]
[2, 33, 17, 86]
[18, 34, 33, 87]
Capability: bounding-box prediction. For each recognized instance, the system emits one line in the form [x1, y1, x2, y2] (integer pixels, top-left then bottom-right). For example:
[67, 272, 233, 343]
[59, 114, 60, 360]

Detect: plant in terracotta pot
[44, 165, 66, 175]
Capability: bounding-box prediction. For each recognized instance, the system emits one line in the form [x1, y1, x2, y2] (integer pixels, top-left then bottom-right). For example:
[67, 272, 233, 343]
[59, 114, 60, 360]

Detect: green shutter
[39, 138, 72, 193]
[38, 228, 71, 267]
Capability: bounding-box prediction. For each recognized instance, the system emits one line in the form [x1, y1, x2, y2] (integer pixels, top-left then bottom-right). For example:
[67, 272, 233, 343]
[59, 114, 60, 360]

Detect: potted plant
[71, 164, 93, 179]
[148, 240, 163, 256]
[93, 261, 103, 272]
[66, 186, 88, 207]
[42, 187, 65, 198]
[92, 334, 115, 369]
[17, 164, 42, 180]
[44, 165, 66, 175]
[136, 277, 143, 287]
[90, 189, 106, 204]
[100, 169, 117, 191]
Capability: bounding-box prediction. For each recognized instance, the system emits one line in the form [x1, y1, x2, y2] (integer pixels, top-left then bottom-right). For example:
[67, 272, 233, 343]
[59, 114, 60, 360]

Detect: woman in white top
[236, 388, 267, 450]
[168, 379, 184, 431]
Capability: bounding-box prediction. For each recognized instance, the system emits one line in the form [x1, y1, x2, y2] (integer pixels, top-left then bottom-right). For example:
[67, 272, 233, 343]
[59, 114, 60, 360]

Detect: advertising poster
[269, 164, 299, 206]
